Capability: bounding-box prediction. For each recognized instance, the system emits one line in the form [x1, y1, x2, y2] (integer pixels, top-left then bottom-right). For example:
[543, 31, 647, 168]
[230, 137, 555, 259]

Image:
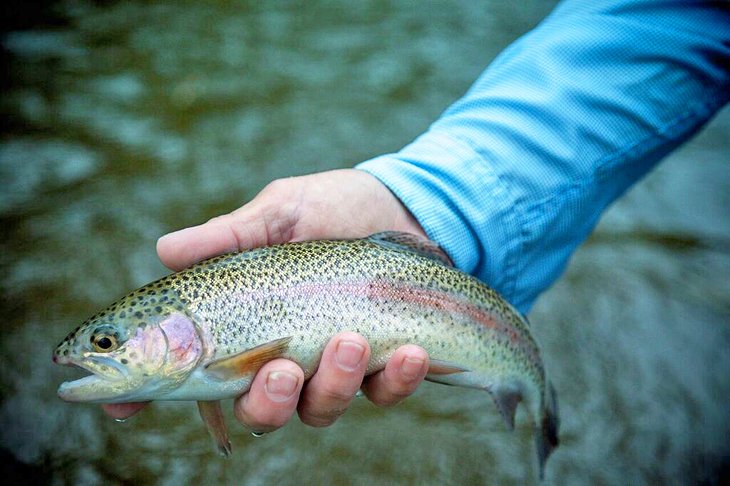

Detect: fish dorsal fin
[368, 231, 453, 267]
[205, 336, 292, 380]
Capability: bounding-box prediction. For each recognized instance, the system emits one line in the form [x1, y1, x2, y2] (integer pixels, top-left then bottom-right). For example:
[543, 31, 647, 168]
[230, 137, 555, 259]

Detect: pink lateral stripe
[355, 281, 540, 365]
[224, 280, 540, 366]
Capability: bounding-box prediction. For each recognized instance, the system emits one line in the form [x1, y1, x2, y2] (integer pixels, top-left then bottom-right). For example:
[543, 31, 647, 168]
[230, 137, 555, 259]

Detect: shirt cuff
[356, 130, 523, 304]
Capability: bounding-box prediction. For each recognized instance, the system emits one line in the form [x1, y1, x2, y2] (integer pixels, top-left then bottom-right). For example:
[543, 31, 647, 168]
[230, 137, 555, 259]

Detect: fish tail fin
[535, 381, 560, 479]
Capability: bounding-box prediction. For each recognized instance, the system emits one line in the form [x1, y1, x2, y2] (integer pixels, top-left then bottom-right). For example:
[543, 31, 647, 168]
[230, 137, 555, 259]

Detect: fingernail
[401, 357, 426, 380]
[265, 371, 299, 402]
[335, 341, 365, 371]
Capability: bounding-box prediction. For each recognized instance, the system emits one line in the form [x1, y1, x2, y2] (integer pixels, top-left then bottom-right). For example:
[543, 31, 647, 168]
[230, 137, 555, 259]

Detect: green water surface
[1, 1, 728, 484]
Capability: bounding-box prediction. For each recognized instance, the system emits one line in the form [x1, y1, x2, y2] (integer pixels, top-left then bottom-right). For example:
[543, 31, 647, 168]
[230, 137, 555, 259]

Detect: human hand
[102, 169, 431, 432]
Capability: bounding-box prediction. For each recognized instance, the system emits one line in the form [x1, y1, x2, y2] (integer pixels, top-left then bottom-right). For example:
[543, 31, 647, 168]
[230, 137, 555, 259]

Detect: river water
[1, 1, 728, 484]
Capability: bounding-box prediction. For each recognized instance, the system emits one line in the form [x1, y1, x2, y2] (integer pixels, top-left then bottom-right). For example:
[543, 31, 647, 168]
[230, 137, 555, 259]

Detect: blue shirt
[356, 0, 730, 313]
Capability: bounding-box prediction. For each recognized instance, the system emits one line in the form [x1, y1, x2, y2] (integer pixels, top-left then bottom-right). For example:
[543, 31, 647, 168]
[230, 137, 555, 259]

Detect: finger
[233, 359, 304, 433]
[297, 332, 370, 427]
[156, 214, 267, 271]
[361, 345, 429, 407]
[155, 179, 304, 271]
[101, 402, 149, 420]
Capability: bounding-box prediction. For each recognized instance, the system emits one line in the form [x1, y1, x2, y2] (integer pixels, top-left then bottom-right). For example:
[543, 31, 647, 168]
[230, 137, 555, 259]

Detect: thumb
[157, 212, 270, 272]
[156, 179, 306, 271]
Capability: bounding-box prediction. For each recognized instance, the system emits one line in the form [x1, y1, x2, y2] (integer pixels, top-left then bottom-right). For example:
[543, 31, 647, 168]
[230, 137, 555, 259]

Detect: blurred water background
[1, 1, 728, 484]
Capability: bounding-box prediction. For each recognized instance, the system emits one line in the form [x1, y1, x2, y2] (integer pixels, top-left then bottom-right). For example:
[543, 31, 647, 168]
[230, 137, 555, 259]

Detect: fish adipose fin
[536, 381, 560, 479]
[368, 231, 453, 267]
[205, 336, 292, 380]
[197, 400, 231, 456]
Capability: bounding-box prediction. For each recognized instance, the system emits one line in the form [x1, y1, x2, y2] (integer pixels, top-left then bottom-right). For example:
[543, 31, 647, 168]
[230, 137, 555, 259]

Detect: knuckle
[206, 213, 231, 225]
[320, 385, 357, 404]
[236, 412, 284, 433]
[387, 382, 415, 401]
[367, 394, 396, 408]
[234, 397, 289, 432]
[256, 411, 289, 430]
[261, 178, 292, 197]
[371, 387, 410, 408]
[363, 373, 417, 408]
[241, 417, 283, 432]
[299, 406, 346, 428]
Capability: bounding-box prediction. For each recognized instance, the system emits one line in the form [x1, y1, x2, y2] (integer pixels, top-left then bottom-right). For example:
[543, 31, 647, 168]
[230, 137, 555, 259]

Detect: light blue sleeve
[356, 0, 730, 313]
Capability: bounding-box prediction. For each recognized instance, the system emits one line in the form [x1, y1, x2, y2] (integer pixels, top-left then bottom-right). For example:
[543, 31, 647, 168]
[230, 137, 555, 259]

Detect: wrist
[352, 169, 427, 238]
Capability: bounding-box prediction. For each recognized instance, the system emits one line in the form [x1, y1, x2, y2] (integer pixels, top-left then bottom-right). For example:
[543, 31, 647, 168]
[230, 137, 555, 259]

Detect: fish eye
[92, 334, 118, 353]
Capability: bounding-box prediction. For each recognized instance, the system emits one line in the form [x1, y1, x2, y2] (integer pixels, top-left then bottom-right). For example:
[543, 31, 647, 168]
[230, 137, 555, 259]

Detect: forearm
[357, 0, 730, 312]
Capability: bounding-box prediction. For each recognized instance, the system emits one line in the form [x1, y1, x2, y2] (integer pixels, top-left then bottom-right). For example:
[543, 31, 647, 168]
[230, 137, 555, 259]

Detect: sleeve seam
[595, 88, 730, 180]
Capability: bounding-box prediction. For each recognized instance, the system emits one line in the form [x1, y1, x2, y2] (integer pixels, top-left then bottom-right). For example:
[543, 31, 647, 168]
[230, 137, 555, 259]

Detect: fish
[53, 231, 559, 477]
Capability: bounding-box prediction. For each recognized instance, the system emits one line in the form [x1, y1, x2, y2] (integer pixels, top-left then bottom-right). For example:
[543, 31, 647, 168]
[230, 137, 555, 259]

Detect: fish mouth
[56, 355, 132, 403]
[57, 374, 108, 402]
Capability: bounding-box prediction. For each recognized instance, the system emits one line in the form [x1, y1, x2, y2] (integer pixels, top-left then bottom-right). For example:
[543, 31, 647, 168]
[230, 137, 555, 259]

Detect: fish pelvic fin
[205, 336, 292, 380]
[536, 381, 560, 479]
[367, 231, 453, 267]
[197, 400, 231, 456]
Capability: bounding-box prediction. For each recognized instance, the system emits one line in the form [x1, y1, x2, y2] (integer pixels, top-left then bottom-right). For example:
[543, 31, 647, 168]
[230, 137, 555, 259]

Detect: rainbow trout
[53, 232, 559, 477]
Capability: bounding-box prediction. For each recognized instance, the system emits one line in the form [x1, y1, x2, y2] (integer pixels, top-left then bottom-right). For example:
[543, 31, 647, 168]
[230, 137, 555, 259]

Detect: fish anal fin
[427, 359, 469, 375]
[492, 383, 523, 430]
[424, 360, 473, 387]
[197, 400, 231, 456]
[368, 231, 453, 267]
[205, 336, 292, 380]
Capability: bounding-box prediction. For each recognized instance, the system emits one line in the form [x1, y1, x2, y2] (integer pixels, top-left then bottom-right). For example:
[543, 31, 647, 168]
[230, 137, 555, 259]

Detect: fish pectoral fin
[197, 400, 231, 456]
[205, 336, 292, 381]
[491, 383, 523, 430]
[367, 231, 453, 267]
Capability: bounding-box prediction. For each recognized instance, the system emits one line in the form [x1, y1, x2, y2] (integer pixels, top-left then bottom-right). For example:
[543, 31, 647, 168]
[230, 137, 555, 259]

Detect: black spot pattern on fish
[153, 238, 545, 389]
[53, 236, 548, 426]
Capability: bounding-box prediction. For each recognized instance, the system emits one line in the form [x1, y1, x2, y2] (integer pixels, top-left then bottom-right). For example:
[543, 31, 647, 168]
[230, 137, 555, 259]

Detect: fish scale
[175, 239, 538, 366]
[53, 231, 559, 478]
